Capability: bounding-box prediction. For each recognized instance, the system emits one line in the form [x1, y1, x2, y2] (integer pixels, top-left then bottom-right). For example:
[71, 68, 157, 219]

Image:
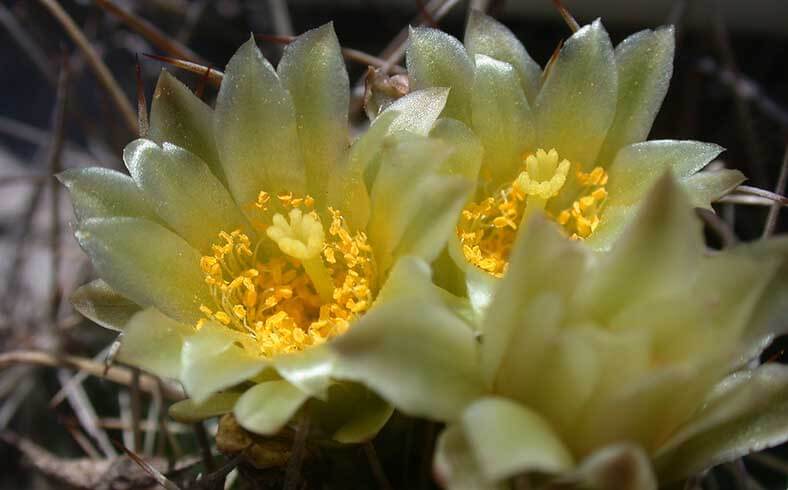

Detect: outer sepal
[70, 279, 141, 332]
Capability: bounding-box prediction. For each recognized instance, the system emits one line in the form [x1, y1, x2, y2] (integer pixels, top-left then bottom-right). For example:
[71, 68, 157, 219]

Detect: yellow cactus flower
[375, 12, 747, 311]
[62, 23, 473, 441]
[331, 176, 788, 489]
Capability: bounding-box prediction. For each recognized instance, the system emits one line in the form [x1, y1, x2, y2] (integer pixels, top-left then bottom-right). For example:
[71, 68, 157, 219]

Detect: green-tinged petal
[117, 308, 192, 379]
[407, 27, 474, 123]
[215, 36, 305, 207]
[605, 140, 724, 207]
[57, 167, 159, 223]
[535, 20, 617, 167]
[75, 217, 209, 323]
[481, 215, 585, 385]
[331, 397, 392, 444]
[391, 175, 471, 269]
[70, 279, 141, 332]
[374, 255, 440, 306]
[367, 134, 457, 272]
[471, 54, 534, 185]
[497, 305, 602, 438]
[429, 118, 483, 180]
[377, 87, 449, 137]
[181, 323, 266, 403]
[306, 383, 393, 443]
[123, 139, 250, 252]
[682, 169, 745, 209]
[545, 444, 657, 490]
[332, 299, 485, 422]
[578, 174, 704, 320]
[272, 344, 334, 399]
[597, 28, 675, 164]
[327, 111, 398, 231]
[169, 392, 242, 423]
[278, 23, 349, 201]
[434, 425, 503, 490]
[655, 364, 788, 481]
[234, 380, 309, 435]
[465, 10, 541, 104]
[148, 70, 225, 184]
[734, 237, 788, 345]
[574, 358, 723, 457]
[462, 397, 574, 480]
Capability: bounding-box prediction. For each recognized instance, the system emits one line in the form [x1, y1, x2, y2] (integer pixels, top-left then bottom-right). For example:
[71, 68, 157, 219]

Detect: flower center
[457, 148, 608, 277]
[198, 193, 376, 358]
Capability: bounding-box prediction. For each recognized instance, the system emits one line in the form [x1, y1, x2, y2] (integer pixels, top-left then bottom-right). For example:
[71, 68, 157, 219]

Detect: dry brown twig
[0, 350, 184, 401]
[95, 0, 204, 64]
[763, 144, 788, 237]
[37, 0, 137, 132]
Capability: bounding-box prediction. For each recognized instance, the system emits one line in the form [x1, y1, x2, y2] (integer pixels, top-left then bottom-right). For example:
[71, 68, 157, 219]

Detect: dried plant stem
[256, 34, 406, 74]
[37, 0, 137, 133]
[47, 63, 69, 325]
[0, 4, 56, 83]
[143, 53, 223, 87]
[284, 414, 310, 490]
[95, 0, 204, 63]
[552, 0, 580, 33]
[762, 144, 788, 238]
[0, 350, 184, 400]
[364, 441, 393, 490]
[193, 421, 215, 473]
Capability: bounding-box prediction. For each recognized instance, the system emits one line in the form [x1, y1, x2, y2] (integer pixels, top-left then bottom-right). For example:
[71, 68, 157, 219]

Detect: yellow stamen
[457, 148, 608, 276]
[198, 194, 376, 359]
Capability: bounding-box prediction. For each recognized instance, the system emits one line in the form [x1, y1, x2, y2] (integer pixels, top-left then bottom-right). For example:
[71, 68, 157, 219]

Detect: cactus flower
[391, 12, 746, 310]
[331, 175, 788, 488]
[62, 24, 473, 442]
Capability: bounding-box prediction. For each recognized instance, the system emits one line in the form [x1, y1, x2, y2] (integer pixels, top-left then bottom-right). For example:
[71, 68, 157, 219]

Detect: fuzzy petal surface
[535, 20, 617, 167]
[597, 27, 675, 164]
[75, 217, 209, 323]
[471, 55, 534, 185]
[58, 168, 159, 223]
[234, 380, 309, 434]
[70, 279, 141, 332]
[124, 139, 250, 252]
[407, 27, 474, 123]
[278, 23, 349, 201]
[149, 70, 225, 184]
[215, 37, 305, 207]
[465, 11, 541, 103]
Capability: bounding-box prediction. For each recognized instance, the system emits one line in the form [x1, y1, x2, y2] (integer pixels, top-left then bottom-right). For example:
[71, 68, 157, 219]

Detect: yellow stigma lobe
[198, 194, 376, 359]
[457, 148, 608, 277]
